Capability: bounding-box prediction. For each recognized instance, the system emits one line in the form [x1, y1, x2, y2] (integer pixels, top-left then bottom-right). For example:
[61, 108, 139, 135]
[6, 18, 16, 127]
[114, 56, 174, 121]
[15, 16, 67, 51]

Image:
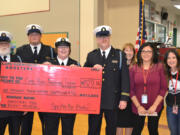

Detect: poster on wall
[41, 32, 68, 48]
[0, 0, 50, 16]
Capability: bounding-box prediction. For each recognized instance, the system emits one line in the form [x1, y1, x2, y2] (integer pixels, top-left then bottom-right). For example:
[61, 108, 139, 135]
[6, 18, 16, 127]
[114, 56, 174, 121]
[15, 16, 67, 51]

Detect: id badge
[172, 105, 178, 114]
[141, 94, 148, 104]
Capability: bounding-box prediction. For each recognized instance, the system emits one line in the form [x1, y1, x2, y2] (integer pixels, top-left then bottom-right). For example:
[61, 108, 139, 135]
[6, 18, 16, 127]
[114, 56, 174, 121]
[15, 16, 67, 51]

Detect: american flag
[135, 0, 147, 51]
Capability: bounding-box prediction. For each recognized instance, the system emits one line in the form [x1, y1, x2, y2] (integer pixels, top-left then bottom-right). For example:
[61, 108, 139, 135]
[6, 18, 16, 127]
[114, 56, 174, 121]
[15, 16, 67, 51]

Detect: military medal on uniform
[171, 72, 179, 114]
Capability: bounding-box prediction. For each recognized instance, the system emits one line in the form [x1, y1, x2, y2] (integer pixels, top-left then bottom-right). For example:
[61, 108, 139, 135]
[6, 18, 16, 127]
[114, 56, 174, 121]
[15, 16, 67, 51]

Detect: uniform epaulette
[19, 44, 29, 49]
[92, 49, 98, 52]
[115, 48, 121, 52]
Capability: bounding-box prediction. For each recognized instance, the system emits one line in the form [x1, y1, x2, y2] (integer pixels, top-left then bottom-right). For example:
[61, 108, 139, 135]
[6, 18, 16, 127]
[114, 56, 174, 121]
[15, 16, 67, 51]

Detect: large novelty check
[0, 62, 102, 114]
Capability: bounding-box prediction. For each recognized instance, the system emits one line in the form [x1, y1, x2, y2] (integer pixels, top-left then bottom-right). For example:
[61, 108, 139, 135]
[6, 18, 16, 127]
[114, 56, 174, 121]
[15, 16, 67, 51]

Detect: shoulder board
[92, 49, 98, 52]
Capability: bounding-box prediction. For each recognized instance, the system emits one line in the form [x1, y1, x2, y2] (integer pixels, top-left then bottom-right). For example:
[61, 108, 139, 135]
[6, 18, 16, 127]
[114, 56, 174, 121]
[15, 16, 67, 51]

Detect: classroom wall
[0, 0, 139, 64]
[0, 0, 80, 61]
[100, 0, 139, 49]
[80, 0, 139, 64]
[80, 0, 98, 65]
[0, 0, 49, 16]
[154, 2, 180, 47]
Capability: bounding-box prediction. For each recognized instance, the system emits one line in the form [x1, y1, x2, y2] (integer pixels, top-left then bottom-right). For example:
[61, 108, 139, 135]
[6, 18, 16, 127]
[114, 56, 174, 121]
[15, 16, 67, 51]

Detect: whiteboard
[0, 0, 50, 16]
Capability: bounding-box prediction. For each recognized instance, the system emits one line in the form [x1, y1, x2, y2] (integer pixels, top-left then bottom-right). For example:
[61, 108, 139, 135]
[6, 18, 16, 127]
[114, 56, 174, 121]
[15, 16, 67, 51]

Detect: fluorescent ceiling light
[174, 5, 180, 9]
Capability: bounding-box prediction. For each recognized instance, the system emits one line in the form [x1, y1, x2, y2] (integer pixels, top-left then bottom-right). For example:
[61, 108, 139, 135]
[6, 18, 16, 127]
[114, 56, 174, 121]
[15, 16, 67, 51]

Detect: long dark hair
[137, 42, 158, 66]
[164, 49, 180, 78]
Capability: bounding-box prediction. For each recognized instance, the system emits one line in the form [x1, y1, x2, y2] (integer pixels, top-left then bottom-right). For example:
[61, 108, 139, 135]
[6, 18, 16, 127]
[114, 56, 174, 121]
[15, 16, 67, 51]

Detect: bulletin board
[41, 32, 68, 48]
[0, 0, 50, 16]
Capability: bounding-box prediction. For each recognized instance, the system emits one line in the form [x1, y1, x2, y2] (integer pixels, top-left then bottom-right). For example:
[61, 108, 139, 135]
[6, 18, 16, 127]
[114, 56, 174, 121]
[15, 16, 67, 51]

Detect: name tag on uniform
[172, 105, 178, 114]
[112, 60, 118, 64]
[141, 94, 148, 104]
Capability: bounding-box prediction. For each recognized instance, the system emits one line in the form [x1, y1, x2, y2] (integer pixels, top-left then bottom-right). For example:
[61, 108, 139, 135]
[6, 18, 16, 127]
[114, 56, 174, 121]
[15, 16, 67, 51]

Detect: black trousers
[88, 109, 117, 135]
[44, 113, 76, 135]
[0, 116, 21, 135]
[20, 112, 45, 135]
[132, 108, 163, 135]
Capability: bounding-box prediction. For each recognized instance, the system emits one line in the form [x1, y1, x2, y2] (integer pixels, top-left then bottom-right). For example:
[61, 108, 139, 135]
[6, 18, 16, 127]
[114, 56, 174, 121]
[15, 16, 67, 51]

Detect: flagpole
[141, 0, 145, 45]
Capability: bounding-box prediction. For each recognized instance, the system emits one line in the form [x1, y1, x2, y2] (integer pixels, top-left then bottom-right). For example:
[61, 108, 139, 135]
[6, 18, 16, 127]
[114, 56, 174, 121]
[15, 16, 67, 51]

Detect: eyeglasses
[141, 50, 152, 54]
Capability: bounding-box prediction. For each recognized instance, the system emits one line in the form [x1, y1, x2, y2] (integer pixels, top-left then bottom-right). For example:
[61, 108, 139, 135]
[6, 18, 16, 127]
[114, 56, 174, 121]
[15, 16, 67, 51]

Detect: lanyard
[142, 67, 150, 93]
[171, 72, 179, 105]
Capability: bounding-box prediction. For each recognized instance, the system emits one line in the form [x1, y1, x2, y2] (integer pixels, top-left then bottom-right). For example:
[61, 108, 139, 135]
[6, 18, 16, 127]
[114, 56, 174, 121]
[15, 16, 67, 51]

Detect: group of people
[116, 39, 180, 135]
[0, 24, 179, 135]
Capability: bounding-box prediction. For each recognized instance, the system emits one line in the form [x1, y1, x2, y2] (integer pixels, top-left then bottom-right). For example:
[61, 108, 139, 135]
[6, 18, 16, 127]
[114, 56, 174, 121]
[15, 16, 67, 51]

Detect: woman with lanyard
[164, 49, 180, 135]
[130, 42, 167, 135]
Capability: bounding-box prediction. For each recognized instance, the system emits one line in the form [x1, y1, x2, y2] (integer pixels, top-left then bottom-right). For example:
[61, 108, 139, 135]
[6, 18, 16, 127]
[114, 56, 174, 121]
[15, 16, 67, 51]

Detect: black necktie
[34, 47, 38, 56]
[61, 62, 64, 66]
[3, 56, 7, 62]
[102, 51, 106, 60]
[33, 47, 38, 62]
